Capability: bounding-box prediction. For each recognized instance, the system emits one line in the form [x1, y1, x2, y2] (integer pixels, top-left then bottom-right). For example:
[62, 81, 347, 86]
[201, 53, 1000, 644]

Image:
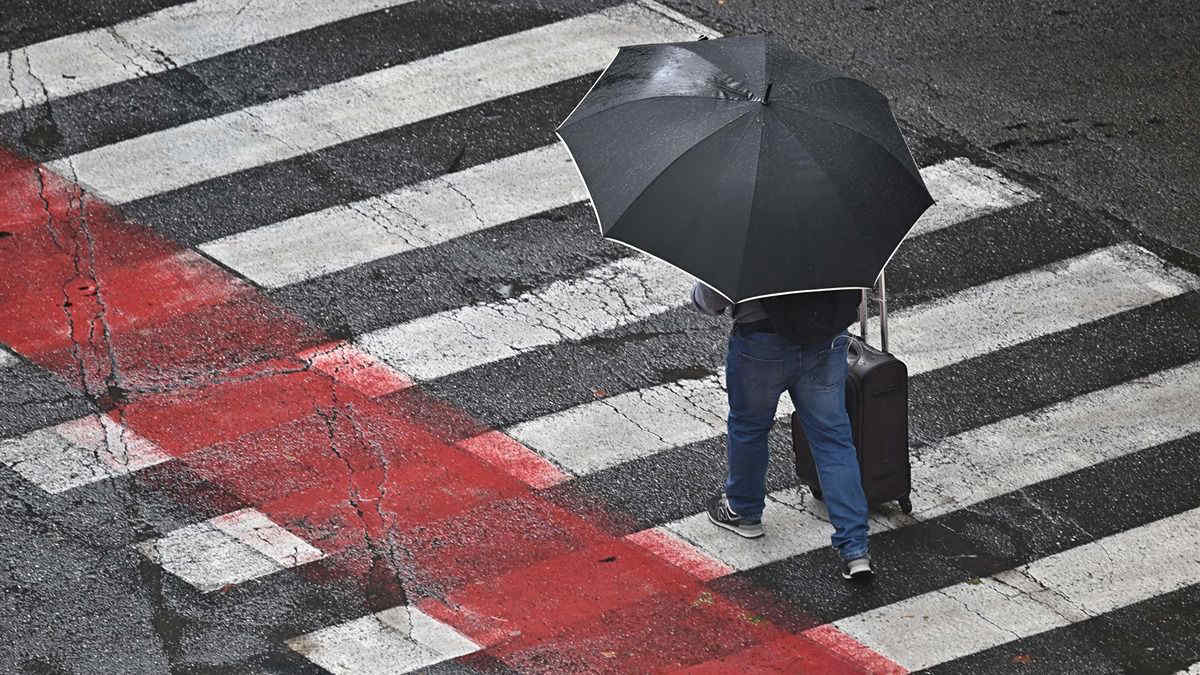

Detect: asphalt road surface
[1, 1, 1198, 673]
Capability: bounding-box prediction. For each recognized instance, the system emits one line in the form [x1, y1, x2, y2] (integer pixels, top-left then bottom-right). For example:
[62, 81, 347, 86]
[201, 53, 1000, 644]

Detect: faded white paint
[0, 414, 172, 493]
[1, 0, 408, 114]
[355, 254, 695, 381]
[509, 374, 729, 475]
[49, 4, 703, 203]
[650, 357, 1200, 573]
[136, 507, 324, 592]
[199, 147, 1029, 291]
[0, 347, 18, 368]
[505, 243, 1196, 478]
[199, 144, 587, 287]
[908, 158, 1038, 238]
[834, 506, 1200, 670]
[286, 605, 479, 675]
[878, 242, 1200, 375]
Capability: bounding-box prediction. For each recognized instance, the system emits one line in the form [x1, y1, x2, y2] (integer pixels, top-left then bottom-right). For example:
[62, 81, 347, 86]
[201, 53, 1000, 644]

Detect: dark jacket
[690, 282, 859, 345]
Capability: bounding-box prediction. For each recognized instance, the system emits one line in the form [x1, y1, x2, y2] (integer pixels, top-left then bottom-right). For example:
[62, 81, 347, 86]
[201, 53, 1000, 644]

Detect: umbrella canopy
[556, 34, 934, 303]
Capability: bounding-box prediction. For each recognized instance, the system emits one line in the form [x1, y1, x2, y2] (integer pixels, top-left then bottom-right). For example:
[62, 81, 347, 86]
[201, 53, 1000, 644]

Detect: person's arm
[691, 281, 732, 316]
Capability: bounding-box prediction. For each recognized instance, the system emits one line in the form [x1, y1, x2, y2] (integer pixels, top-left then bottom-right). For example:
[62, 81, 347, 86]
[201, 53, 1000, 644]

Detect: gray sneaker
[706, 493, 764, 538]
[841, 555, 874, 582]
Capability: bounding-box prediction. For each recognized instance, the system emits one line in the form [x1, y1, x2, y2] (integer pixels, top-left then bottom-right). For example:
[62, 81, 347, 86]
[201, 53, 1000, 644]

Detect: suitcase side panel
[848, 354, 911, 504]
[794, 346, 911, 507]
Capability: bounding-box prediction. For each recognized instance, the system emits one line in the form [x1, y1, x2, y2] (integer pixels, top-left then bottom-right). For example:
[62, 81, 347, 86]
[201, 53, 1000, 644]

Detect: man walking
[691, 281, 874, 581]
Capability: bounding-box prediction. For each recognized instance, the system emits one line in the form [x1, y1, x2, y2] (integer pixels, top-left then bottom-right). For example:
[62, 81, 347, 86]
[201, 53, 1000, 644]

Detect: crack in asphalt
[104, 25, 178, 75]
[302, 347, 414, 607]
[348, 198, 424, 253]
[439, 177, 486, 230]
[936, 585, 1023, 641]
[1017, 564, 1098, 620]
[5, 51, 23, 110]
[232, 0, 256, 20]
[32, 164, 66, 252]
[95, 30, 152, 79]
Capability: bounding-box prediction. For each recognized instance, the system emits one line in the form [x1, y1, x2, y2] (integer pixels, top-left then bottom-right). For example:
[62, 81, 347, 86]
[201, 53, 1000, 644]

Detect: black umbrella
[556, 34, 933, 303]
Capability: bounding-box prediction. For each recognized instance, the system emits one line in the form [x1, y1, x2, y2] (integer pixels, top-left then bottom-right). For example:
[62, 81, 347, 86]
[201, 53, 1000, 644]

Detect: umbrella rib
[561, 94, 753, 128]
[604, 108, 758, 229]
[772, 102, 931, 192]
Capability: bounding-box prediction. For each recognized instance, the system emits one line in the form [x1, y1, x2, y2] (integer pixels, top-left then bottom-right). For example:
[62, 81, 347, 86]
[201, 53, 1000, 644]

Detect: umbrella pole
[858, 291, 868, 342]
[878, 272, 889, 353]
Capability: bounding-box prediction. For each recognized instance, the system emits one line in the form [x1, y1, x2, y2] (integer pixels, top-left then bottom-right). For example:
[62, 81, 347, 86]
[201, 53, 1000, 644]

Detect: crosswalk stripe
[833, 505, 1200, 670]
[356, 254, 695, 380]
[348, 160, 1053, 385]
[908, 157, 1037, 237]
[880, 242, 1199, 375]
[47, 3, 703, 204]
[503, 243, 1198, 477]
[1, 0, 408, 115]
[199, 145, 586, 287]
[135, 507, 325, 592]
[0, 414, 172, 493]
[286, 605, 480, 675]
[198, 151, 1025, 291]
[656, 357, 1200, 573]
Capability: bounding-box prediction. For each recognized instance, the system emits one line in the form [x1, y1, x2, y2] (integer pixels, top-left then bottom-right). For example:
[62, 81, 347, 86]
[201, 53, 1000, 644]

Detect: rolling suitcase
[791, 272, 913, 514]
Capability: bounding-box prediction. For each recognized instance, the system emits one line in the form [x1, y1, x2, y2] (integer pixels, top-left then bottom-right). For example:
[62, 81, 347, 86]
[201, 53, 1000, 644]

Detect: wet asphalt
[2, 1, 1198, 673]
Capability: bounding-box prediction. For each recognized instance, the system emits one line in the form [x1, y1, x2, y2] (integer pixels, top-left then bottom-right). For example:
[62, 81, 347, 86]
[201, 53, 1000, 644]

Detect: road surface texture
[1, 1, 1197, 673]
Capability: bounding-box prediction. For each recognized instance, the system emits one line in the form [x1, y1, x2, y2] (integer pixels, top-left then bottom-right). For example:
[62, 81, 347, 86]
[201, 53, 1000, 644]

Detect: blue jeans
[724, 328, 870, 561]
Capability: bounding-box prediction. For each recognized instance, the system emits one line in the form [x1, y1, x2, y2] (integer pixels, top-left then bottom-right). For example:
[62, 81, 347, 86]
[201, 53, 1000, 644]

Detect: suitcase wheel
[898, 495, 913, 514]
[808, 484, 823, 502]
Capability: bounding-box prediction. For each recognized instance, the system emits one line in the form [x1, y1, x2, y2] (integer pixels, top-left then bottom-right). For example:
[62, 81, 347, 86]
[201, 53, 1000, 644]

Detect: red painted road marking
[455, 430, 570, 489]
[0, 147, 906, 673]
[624, 527, 736, 582]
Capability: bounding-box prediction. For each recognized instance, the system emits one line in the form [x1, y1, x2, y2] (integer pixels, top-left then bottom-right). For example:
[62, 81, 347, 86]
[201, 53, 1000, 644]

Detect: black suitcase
[791, 272, 912, 514]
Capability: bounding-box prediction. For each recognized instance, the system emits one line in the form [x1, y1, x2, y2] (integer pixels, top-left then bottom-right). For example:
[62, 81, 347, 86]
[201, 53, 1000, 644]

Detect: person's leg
[722, 330, 793, 522]
[789, 332, 870, 561]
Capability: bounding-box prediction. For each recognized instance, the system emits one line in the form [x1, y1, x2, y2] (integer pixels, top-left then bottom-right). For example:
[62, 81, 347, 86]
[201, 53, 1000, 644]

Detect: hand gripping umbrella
[556, 34, 934, 303]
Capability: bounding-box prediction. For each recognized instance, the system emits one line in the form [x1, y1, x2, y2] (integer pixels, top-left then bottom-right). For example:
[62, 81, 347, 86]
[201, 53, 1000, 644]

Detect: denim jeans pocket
[803, 336, 848, 390]
[736, 348, 786, 364]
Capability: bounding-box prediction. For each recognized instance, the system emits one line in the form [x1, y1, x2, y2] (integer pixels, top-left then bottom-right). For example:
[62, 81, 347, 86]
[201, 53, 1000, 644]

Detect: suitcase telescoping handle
[857, 270, 889, 353]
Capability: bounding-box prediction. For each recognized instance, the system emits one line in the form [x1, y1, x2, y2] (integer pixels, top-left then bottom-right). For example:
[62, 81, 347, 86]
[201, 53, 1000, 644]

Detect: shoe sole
[707, 512, 764, 538]
[841, 570, 875, 581]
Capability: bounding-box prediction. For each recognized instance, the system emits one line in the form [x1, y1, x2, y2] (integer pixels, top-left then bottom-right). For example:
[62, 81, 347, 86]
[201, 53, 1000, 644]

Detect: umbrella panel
[603, 110, 764, 300]
[558, 97, 754, 230]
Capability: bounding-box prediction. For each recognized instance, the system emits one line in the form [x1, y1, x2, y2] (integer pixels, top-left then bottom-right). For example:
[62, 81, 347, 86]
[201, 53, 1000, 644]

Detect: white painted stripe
[1, 0, 408, 114]
[0, 346, 17, 368]
[511, 373, 729, 476]
[659, 356, 1200, 573]
[834, 506, 1200, 670]
[199, 145, 1023, 287]
[908, 158, 1038, 238]
[49, 3, 704, 204]
[135, 507, 324, 591]
[0, 414, 171, 493]
[879, 242, 1200, 375]
[199, 144, 587, 287]
[355, 254, 696, 380]
[1178, 663, 1200, 675]
[509, 243, 1198, 476]
[287, 605, 479, 675]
